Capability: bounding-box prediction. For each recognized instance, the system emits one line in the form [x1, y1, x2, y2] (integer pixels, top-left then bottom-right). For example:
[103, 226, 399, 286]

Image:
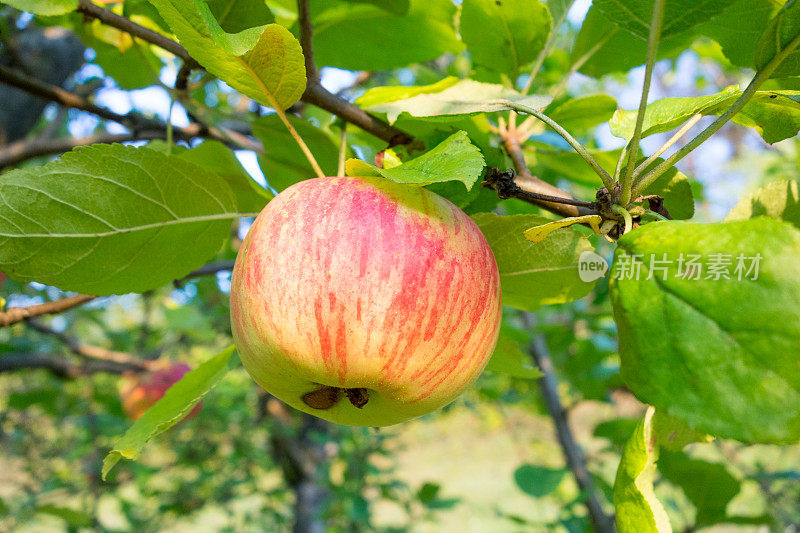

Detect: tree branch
[297, 0, 317, 82]
[72, 0, 409, 146]
[495, 130, 600, 218]
[524, 314, 615, 533]
[27, 319, 148, 369]
[0, 352, 142, 377]
[0, 294, 96, 327]
[0, 132, 171, 169]
[0, 64, 161, 128]
[503, 102, 614, 189]
[182, 260, 236, 281]
[483, 168, 598, 209]
[0, 64, 263, 158]
[302, 81, 410, 145]
[76, 0, 200, 69]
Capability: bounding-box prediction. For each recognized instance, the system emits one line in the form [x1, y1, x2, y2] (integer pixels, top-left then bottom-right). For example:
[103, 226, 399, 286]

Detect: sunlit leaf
[0, 144, 243, 295]
[611, 218, 800, 443]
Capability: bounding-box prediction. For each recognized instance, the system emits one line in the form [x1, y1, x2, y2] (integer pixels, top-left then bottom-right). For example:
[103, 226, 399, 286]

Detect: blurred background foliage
[1, 0, 800, 531]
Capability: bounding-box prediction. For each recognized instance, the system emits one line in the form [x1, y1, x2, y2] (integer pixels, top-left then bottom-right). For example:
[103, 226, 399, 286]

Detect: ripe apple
[230, 176, 502, 426]
[119, 362, 201, 422]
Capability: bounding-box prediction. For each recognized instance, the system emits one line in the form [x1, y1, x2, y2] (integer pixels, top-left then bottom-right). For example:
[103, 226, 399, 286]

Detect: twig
[633, 113, 702, 176]
[297, 0, 317, 82]
[503, 101, 615, 189]
[523, 314, 615, 533]
[73, 0, 408, 145]
[517, 28, 617, 135]
[0, 353, 143, 376]
[27, 319, 147, 368]
[0, 65, 255, 151]
[76, 0, 200, 69]
[0, 64, 160, 128]
[521, 0, 576, 95]
[182, 260, 236, 281]
[620, 0, 665, 205]
[0, 294, 96, 327]
[550, 28, 617, 101]
[174, 62, 193, 91]
[494, 133, 600, 218]
[483, 168, 598, 209]
[0, 132, 165, 169]
[633, 32, 800, 199]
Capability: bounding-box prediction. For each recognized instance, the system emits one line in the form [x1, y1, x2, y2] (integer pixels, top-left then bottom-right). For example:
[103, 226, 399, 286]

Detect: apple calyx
[302, 386, 370, 410]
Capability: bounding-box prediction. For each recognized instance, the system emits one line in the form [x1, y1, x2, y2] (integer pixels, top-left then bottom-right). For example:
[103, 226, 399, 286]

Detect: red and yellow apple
[119, 362, 201, 421]
[230, 176, 502, 426]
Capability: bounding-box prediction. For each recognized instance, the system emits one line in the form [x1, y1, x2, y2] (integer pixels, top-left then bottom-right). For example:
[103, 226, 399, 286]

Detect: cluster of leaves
[1, 0, 800, 530]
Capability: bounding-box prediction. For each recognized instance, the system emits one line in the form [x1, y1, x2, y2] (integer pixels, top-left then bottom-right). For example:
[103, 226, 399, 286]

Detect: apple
[230, 176, 502, 426]
[119, 361, 201, 421]
[0, 270, 6, 288]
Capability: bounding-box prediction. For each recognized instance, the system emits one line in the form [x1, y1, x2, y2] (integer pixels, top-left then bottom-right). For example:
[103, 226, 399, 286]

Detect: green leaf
[755, 0, 800, 78]
[424, 180, 500, 215]
[175, 140, 273, 213]
[206, 0, 274, 33]
[725, 180, 800, 229]
[253, 114, 345, 192]
[594, 0, 732, 40]
[613, 408, 672, 533]
[574, 6, 696, 78]
[545, 94, 618, 132]
[696, 0, 780, 70]
[610, 86, 739, 140]
[471, 213, 595, 312]
[657, 451, 740, 526]
[729, 90, 800, 143]
[355, 77, 459, 109]
[611, 86, 800, 144]
[149, 0, 305, 109]
[547, 0, 573, 25]
[610, 218, 800, 443]
[0, 0, 76, 15]
[366, 79, 551, 123]
[310, 0, 462, 70]
[346, 131, 484, 190]
[514, 465, 567, 497]
[0, 144, 242, 295]
[102, 346, 236, 480]
[342, 0, 410, 15]
[485, 327, 543, 379]
[460, 0, 551, 77]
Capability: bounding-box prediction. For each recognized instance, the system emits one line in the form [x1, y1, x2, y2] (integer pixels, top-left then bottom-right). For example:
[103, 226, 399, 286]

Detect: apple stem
[301, 386, 370, 409]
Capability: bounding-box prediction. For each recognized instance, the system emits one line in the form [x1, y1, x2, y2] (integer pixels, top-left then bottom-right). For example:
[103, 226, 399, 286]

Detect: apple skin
[230, 176, 502, 426]
[119, 362, 201, 422]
